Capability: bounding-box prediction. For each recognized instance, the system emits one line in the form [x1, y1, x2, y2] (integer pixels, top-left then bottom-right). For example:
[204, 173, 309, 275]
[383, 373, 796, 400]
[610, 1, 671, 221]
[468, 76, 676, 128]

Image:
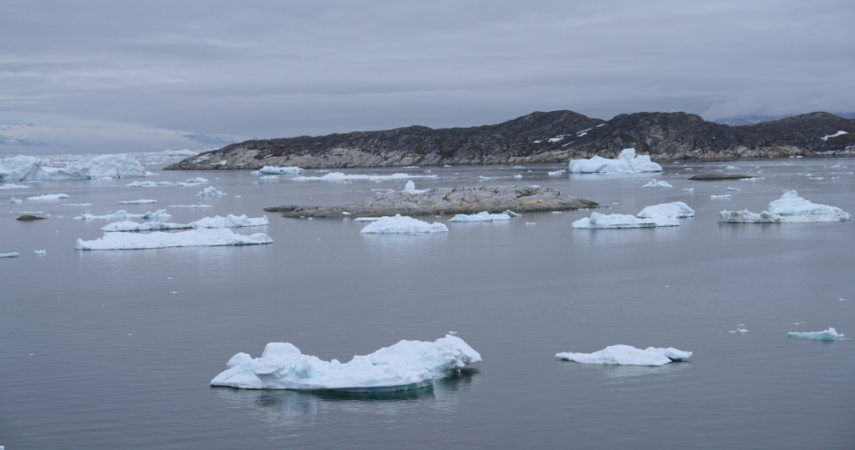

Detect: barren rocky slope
[166, 111, 855, 170]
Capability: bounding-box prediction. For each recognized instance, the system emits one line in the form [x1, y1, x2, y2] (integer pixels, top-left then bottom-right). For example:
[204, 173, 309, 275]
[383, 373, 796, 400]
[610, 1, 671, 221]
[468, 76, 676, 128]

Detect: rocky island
[166, 111, 855, 170]
[264, 185, 598, 218]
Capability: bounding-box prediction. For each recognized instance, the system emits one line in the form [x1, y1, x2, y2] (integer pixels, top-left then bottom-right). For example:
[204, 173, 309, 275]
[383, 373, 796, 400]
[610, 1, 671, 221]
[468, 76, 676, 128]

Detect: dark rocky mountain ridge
[165, 110, 855, 170]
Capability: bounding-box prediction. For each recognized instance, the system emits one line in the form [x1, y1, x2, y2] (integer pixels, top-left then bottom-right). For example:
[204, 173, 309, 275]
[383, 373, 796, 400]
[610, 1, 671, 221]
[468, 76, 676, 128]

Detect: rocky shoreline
[166, 110, 855, 171]
[264, 185, 598, 218]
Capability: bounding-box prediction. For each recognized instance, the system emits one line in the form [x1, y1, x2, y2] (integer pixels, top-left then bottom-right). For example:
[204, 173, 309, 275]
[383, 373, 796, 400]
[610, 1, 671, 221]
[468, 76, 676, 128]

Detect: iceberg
[767, 190, 849, 219]
[683, 188, 694, 192]
[353, 217, 381, 222]
[360, 215, 448, 234]
[74, 209, 171, 221]
[10, 197, 23, 204]
[0, 183, 27, 189]
[787, 328, 846, 341]
[258, 175, 279, 181]
[258, 166, 304, 175]
[102, 214, 270, 231]
[727, 187, 740, 191]
[62, 203, 92, 207]
[718, 210, 781, 223]
[572, 212, 677, 229]
[33, 250, 46, 255]
[503, 210, 521, 217]
[642, 179, 673, 188]
[210, 334, 481, 391]
[0, 155, 46, 181]
[711, 195, 731, 199]
[100, 221, 191, 232]
[0, 252, 20, 258]
[402, 180, 428, 194]
[198, 186, 225, 197]
[178, 177, 209, 186]
[548, 170, 565, 176]
[636, 202, 695, 219]
[569, 148, 662, 174]
[448, 211, 512, 222]
[127, 181, 174, 187]
[27, 193, 70, 201]
[293, 173, 437, 182]
[119, 199, 157, 204]
[75, 228, 273, 250]
[556, 345, 692, 366]
[62, 154, 147, 179]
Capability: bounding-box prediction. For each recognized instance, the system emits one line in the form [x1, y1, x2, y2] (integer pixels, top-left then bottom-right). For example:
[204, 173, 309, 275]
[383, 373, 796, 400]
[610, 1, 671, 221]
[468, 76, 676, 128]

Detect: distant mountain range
[714, 113, 855, 126]
[166, 111, 855, 170]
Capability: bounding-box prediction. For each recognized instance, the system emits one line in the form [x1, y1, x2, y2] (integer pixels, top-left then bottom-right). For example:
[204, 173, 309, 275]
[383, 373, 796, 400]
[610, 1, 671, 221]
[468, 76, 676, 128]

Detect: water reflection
[557, 360, 692, 381]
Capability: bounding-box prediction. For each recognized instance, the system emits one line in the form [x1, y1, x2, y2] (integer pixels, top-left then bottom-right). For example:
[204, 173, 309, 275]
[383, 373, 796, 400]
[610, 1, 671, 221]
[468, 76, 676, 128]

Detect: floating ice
[767, 190, 848, 220]
[572, 212, 677, 229]
[556, 345, 692, 366]
[170, 204, 213, 208]
[503, 210, 521, 217]
[293, 173, 436, 183]
[198, 186, 225, 197]
[74, 209, 170, 221]
[729, 329, 749, 333]
[258, 166, 304, 175]
[257, 175, 279, 181]
[725, 165, 736, 170]
[27, 193, 70, 201]
[718, 210, 781, 223]
[0, 252, 19, 258]
[727, 187, 740, 191]
[10, 197, 22, 204]
[525, 222, 536, 225]
[548, 170, 565, 176]
[478, 176, 498, 180]
[0, 183, 27, 189]
[636, 202, 695, 219]
[402, 180, 428, 194]
[101, 214, 268, 232]
[513, 174, 523, 179]
[787, 328, 846, 340]
[683, 188, 694, 192]
[353, 217, 381, 222]
[178, 177, 209, 186]
[62, 203, 92, 207]
[119, 199, 157, 204]
[210, 334, 480, 391]
[127, 181, 174, 187]
[568, 148, 662, 174]
[1, 154, 147, 181]
[359, 214, 448, 234]
[448, 211, 512, 222]
[33, 250, 46, 255]
[75, 228, 273, 250]
[642, 179, 673, 188]
[711, 195, 731, 199]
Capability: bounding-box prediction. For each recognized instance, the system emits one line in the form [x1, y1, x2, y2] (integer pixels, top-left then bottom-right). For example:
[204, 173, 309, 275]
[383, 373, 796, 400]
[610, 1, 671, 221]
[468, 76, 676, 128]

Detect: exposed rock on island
[264, 185, 598, 218]
[166, 110, 855, 170]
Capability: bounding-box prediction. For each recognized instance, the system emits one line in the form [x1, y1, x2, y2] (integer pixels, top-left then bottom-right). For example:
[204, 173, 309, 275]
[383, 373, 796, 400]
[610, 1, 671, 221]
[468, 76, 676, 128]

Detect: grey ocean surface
[1, 159, 853, 449]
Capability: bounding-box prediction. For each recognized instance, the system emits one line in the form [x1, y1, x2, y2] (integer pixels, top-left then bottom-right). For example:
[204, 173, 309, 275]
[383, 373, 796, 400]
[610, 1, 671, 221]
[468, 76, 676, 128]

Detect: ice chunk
[74, 209, 170, 221]
[767, 190, 848, 219]
[717, 210, 781, 223]
[178, 177, 209, 186]
[258, 175, 279, 181]
[569, 149, 662, 174]
[513, 174, 523, 179]
[0, 183, 27, 189]
[258, 166, 304, 175]
[402, 180, 427, 194]
[502, 210, 521, 217]
[100, 221, 192, 232]
[683, 188, 694, 192]
[127, 181, 174, 187]
[727, 187, 740, 191]
[787, 328, 846, 340]
[556, 345, 692, 366]
[725, 165, 736, 170]
[62, 203, 92, 207]
[293, 173, 437, 182]
[478, 176, 497, 180]
[572, 212, 677, 229]
[360, 214, 448, 234]
[33, 250, 46, 255]
[636, 202, 695, 219]
[198, 186, 225, 197]
[10, 197, 23, 204]
[448, 211, 512, 222]
[75, 228, 273, 250]
[119, 199, 157, 204]
[525, 222, 536, 225]
[729, 329, 749, 333]
[210, 334, 480, 391]
[170, 204, 212, 208]
[0, 252, 19, 258]
[548, 170, 565, 176]
[27, 193, 70, 201]
[642, 179, 673, 188]
[711, 195, 731, 199]
[190, 214, 268, 229]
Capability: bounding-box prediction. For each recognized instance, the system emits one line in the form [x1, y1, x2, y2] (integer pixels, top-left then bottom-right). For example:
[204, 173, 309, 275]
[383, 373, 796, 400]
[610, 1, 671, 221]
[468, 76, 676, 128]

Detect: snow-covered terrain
[360, 215, 449, 234]
[210, 334, 481, 391]
[568, 148, 662, 174]
[75, 228, 273, 250]
[556, 345, 692, 366]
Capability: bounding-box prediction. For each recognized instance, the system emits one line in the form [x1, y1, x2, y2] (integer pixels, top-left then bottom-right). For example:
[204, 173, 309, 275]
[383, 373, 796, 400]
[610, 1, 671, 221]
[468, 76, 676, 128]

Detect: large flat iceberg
[569, 148, 662, 174]
[258, 166, 304, 175]
[210, 334, 481, 391]
[74, 209, 171, 221]
[556, 344, 692, 366]
[787, 328, 846, 341]
[0, 252, 20, 258]
[127, 181, 174, 188]
[75, 228, 273, 250]
[717, 191, 850, 223]
[27, 193, 70, 201]
[360, 214, 449, 234]
[572, 212, 677, 229]
[1, 154, 148, 181]
[448, 211, 512, 222]
[101, 214, 268, 232]
[0, 183, 28, 189]
[636, 202, 695, 219]
[293, 173, 438, 183]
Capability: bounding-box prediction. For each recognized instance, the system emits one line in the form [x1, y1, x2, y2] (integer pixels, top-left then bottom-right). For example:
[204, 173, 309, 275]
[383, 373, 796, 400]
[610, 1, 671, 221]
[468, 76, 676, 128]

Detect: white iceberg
[27, 193, 70, 201]
[556, 345, 692, 366]
[178, 177, 209, 186]
[683, 188, 694, 192]
[766, 190, 850, 221]
[448, 211, 512, 222]
[711, 195, 731, 199]
[198, 186, 225, 197]
[548, 170, 565, 176]
[100, 221, 191, 232]
[502, 210, 521, 217]
[258, 175, 279, 181]
[787, 328, 846, 340]
[10, 197, 23, 204]
[75, 228, 273, 250]
[569, 148, 662, 174]
[718, 210, 781, 223]
[572, 212, 678, 229]
[1, 154, 147, 181]
[360, 214, 448, 234]
[74, 209, 171, 221]
[0, 183, 27, 189]
[33, 250, 46, 255]
[1, 252, 20, 258]
[353, 217, 381, 222]
[258, 166, 304, 175]
[62, 203, 92, 207]
[636, 202, 695, 219]
[477, 176, 497, 180]
[210, 334, 480, 391]
[293, 173, 437, 183]
[402, 180, 428, 194]
[100, 214, 269, 231]
[513, 174, 523, 179]
[127, 181, 174, 187]
[642, 179, 673, 188]
[727, 187, 740, 191]
[119, 199, 157, 204]
[729, 329, 749, 333]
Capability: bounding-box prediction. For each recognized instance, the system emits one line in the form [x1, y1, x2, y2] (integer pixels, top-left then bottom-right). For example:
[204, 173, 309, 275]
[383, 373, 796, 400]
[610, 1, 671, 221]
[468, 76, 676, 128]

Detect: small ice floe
[551, 211, 562, 214]
[210, 334, 480, 391]
[642, 179, 673, 188]
[62, 203, 92, 207]
[402, 180, 428, 194]
[74, 209, 171, 221]
[170, 204, 213, 208]
[683, 188, 694, 193]
[718, 210, 781, 223]
[127, 181, 174, 187]
[503, 210, 521, 217]
[444, 165, 453, 168]
[0, 183, 28, 189]
[548, 170, 565, 176]
[729, 329, 749, 333]
[821, 131, 848, 141]
[513, 166, 525, 169]
[294, 173, 437, 182]
[33, 250, 46, 255]
[556, 345, 692, 366]
[353, 217, 381, 222]
[119, 199, 157, 204]
[359, 214, 448, 234]
[569, 148, 662, 174]
[178, 177, 209, 186]
[727, 187, 740, 191]
[636, 202, 695, 219]
[258, 175, 279, 181]
[10, 197, 23, 204]
[787, 328, 846, 341]
[75, 228, 273, 250]
[198, 186, 224, 197]
[725, 165, 736, 170]
[101, 214, 269, 232]
[342, 212, 351, 215]
[684, 168, 693, 171]
[27, 193, 70, 201]
[572, 212, 677, 229]
[0, 252, 20, 258]
[711, 195, 731, 199]
[525, 222, 536, 225]
[258, 166, 304, 175]
[449, 211, 512, 222]
[796, 155, 804, 158]
[478, 176, 498, 180]
[513, 174, 523, 179]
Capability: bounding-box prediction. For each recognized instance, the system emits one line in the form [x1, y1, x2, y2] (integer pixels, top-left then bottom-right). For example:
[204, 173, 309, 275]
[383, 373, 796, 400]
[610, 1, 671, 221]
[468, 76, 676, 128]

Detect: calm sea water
[1, 159, 853, 449]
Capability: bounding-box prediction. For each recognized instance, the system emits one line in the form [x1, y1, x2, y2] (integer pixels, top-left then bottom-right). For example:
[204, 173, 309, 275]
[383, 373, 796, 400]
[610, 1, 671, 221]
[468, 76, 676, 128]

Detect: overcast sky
[1, 0, 853, 153]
